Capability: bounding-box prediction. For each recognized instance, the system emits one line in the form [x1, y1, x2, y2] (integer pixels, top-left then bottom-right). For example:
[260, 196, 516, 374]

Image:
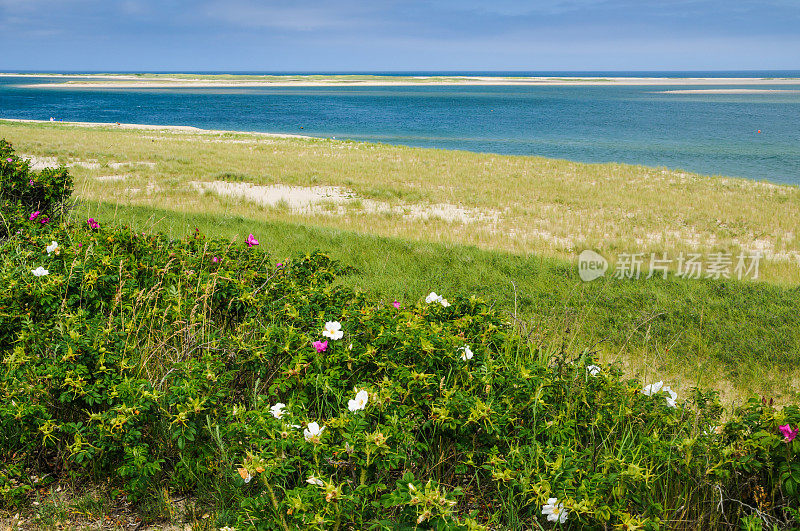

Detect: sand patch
[95, 174, 128, 182]
[19, 153, 160, 172]
[20, 154, 99, 170]
[108, 161, 157, 169]
[192, 181, 353, 209]
[191, 180, 501, 224]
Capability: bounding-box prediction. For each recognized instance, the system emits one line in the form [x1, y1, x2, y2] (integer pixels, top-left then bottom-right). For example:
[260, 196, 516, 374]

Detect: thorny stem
[265, 482, 290, 531]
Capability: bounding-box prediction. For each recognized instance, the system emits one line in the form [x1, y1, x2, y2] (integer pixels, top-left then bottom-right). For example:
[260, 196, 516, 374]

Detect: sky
[1, 0, 799, 72]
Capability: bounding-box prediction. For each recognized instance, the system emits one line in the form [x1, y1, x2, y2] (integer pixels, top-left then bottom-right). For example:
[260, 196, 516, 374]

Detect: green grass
[77, 200, 800, 403]
[3, 119, 800, 400]
[3, 119, 799, 285]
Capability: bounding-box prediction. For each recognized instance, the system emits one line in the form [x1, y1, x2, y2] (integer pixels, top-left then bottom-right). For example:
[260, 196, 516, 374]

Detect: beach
[3, 72, 800, 88]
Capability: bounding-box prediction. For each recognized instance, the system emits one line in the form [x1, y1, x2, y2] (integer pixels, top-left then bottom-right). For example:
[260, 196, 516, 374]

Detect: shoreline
[3, 73, 800, 88]
[0, 118, 313, 139]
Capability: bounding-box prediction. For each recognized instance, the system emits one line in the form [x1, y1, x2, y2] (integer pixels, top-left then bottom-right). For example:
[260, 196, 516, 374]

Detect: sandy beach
[3, 73, 800, 88]
[0, 117, 312, 139]
[656, 88, 800, 94]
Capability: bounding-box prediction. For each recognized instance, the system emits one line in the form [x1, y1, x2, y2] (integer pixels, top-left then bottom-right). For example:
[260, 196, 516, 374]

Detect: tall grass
[2, 120, 798, 284]
[73, 200, 800, 403]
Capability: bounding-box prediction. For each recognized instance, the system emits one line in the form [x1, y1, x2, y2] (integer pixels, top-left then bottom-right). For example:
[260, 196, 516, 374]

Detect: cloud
[202, 0, 374, 31]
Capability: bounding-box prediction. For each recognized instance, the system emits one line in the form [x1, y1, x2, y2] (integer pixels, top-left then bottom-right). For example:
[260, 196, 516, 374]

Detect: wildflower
[270, 403, 286, 419]
[277, 262, 283, 267]
[219, 527, 237, 531]
[237, 468, 253, 483]
[5, 157, 11, 162]
[541, 498, 568, 524]
[46, 241, 59, 255]
[39, 216, 49, 225]
[348, 389, 369, 412]
[643, 381, 678, 407]
[29, 211, 40, 221]
[460, 345, 474, 361]
[642, 381, 664, 396]
[303, 422, 325, 443]
[87, 218, 100, 229]
[313, 340, 328, 353]
[32, 266, 49, 277]
[425, 291, 450, 307]
[246, 234, 259, 247]
[29, 179, 34, 186]
[306, 475, 324, 487]
[322, 321, 343, 340]
[586, 364, 602, 376]
[212, 256, 220, 263]
[779, 424, 799, 442]
[393, 300, 401, 309]
[663, 385, 678, 408]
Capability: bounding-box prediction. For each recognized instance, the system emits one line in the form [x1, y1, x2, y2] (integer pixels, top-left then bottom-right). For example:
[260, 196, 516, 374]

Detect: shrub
[0, 140, 73, 240]
[0, 162, 798, 528]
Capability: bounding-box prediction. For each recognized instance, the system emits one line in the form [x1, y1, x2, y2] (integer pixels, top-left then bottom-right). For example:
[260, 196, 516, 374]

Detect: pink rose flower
[312, 340, 328, 353]
[779, 424, 798, 442]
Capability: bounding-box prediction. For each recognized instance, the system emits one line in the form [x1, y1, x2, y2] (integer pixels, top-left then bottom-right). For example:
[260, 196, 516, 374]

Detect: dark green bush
[0, 159, 798, 528]
[0, 140, 73, 240]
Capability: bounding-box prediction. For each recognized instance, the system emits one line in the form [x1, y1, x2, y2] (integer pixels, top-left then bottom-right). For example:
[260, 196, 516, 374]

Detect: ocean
[1, 72, 799, 185]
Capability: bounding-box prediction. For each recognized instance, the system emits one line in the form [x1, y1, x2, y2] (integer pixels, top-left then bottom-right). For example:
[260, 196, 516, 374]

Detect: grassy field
[3, 119, 800, 401]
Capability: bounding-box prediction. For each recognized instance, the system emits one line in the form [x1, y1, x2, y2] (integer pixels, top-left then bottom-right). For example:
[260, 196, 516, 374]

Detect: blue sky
[1, 0, 798, 71]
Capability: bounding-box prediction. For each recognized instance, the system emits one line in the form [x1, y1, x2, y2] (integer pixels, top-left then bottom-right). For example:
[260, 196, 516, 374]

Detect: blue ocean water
[1, 73, 799, 185]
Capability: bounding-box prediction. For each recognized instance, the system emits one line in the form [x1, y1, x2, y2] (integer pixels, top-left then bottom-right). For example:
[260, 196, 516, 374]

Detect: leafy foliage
[0, 150, 798, 529]
[0, 140, 73, 240]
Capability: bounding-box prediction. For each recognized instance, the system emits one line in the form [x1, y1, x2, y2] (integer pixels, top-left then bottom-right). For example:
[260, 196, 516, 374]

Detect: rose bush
[0, 145, 798, 529]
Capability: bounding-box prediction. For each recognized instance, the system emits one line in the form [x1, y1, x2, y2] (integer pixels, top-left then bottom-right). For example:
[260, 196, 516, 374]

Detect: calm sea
[1, 72, 799, 185]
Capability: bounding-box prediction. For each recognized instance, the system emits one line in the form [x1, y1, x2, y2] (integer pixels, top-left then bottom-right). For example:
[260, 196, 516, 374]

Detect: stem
[333, 504, 342, 531]
[265, 482, 290, 531]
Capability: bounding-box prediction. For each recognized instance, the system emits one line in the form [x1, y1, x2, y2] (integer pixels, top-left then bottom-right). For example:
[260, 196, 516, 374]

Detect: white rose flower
[663, 385, 678, 408]
[270, 402, 286, 419]
[348, 389, 369, 412]
[460, 345, 473, 361]
[642, 381, 664, 396]
[322, 321, 343, 340]
[303, 422, 325, 442]
[541, 498, 568, 523]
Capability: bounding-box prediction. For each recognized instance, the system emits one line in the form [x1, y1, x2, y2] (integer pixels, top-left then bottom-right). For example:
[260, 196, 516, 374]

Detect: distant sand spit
[3, 73, 800, 88]
[657, 88, 800, 94]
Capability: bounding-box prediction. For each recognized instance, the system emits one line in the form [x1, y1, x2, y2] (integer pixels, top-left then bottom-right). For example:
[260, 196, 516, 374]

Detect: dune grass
[74, 200, 800, 403]
[2, 119, 798, 285]
[2, 119, 799, 400]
